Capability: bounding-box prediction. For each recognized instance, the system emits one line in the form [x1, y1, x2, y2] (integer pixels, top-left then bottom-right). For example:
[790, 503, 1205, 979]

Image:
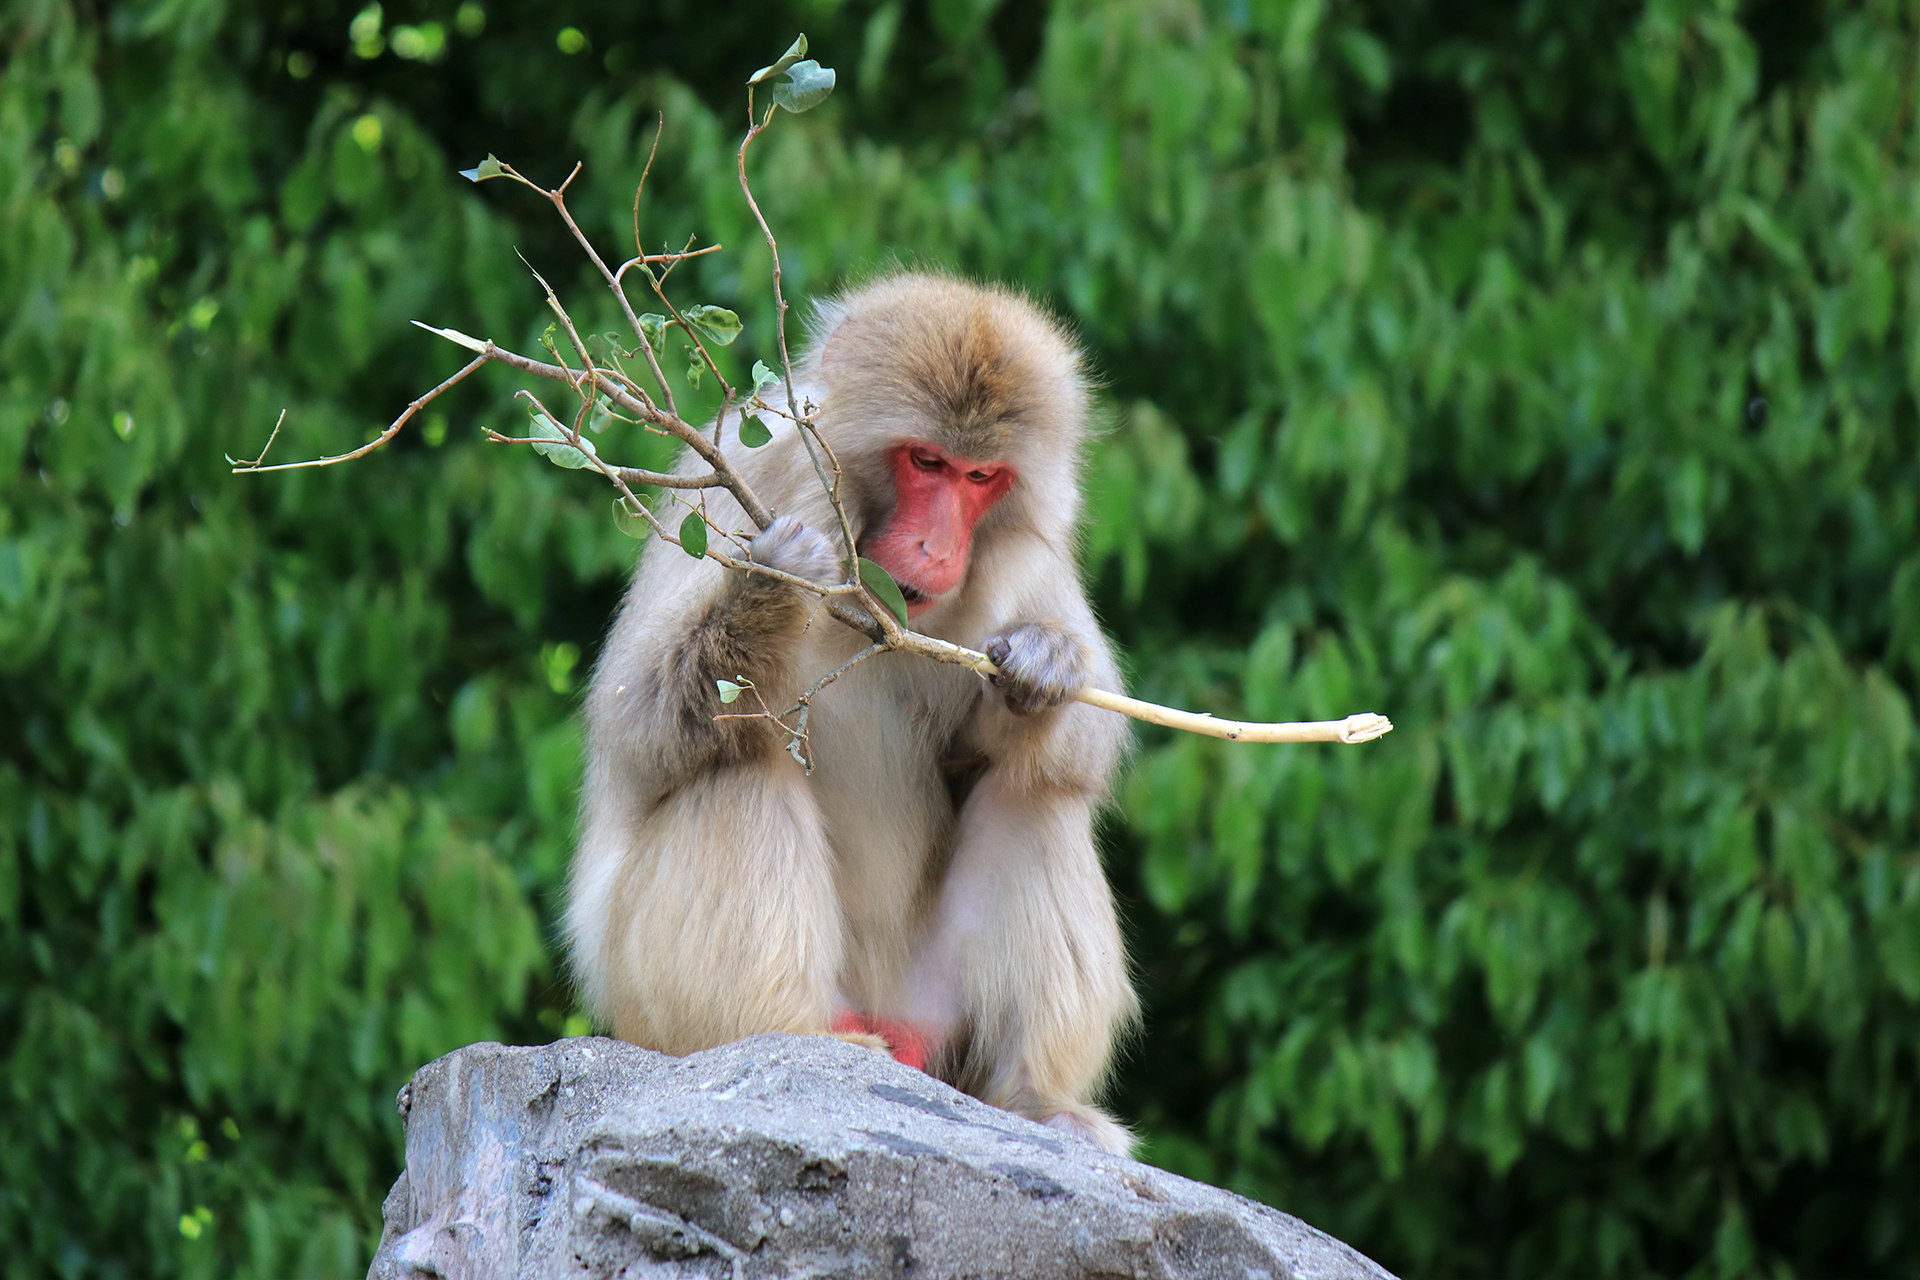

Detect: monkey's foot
[1005, 1094, 1135, 1156]
[831, 1029, 893, 1056]
[830, 1012, 931, 1071]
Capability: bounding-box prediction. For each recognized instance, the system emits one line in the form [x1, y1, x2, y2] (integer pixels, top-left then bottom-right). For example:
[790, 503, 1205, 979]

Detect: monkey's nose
[911, 550, 966, 596]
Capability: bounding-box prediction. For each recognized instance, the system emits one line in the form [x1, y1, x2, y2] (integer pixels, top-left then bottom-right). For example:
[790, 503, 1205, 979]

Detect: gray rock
[368, 1034, 1395, 1280]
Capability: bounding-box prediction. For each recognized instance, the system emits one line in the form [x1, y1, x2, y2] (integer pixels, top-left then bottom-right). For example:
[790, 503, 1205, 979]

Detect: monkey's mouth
[896, 582, 941, 618]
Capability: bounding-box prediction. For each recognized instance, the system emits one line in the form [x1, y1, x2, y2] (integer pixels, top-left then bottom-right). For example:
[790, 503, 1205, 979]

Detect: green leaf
[772, 60, 836, 113]
[682, 305, 743, 346]
[858, 557, 910, 626]
[612, 497, 647, 539]
[1882, 905, 1920, 1000]
[637, 313, 667, 348]
[742, 361, 780, 446]
[1335, 28, 1392, 93]
[685, 352, 703, 390]
[678, 511, 708, 558]
[715, 679, 744, 704]
[748, 34, 808, 85]
[457, 153, 505, 182]
[527, 412, 597, 469]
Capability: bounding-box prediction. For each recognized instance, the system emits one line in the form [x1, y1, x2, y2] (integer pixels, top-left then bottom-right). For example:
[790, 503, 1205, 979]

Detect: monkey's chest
[802, 665, 982, 873]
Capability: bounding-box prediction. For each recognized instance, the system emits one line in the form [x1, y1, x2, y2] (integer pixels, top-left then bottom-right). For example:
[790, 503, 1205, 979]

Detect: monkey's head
[802, 273, 1090, 619]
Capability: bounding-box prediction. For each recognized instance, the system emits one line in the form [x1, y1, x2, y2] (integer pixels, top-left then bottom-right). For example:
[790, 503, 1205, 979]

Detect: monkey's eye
[966, 470, 995, 484]
[912, 453, 944, 471]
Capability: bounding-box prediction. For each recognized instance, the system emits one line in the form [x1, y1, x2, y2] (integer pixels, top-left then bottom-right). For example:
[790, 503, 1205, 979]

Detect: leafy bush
[3, 1, 1916, 1276]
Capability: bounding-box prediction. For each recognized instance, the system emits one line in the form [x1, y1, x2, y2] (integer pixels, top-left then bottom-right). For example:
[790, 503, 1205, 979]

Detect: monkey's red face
[864, 441, 1016, 617]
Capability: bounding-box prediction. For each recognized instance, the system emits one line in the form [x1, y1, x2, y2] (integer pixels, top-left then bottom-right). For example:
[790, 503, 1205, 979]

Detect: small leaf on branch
[539, 322, 562, 362]
[748, 35, 808, 85]
[682, 305, 743, 346]
[715, 679, 744, 704]
[528, 412, 597, 469]
[638, 314, 667, 348]
[771, 60, 836, 113]
[685, 352, 703, 390]
[410, 320, 489, 352]
[458, 154, 506, 182]
[612, 497, 647, 538]
[678, 511, 708, 558]
[858, 558, 910, 626]
[743, 360, 783, 441]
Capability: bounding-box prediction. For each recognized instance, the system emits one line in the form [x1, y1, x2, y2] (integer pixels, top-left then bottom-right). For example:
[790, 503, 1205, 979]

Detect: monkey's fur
[568, 273, 1137, 1150]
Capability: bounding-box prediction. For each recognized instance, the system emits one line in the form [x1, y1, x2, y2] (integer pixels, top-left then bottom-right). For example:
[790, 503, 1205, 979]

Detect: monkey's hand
[983, 622, 1090, 717]
[749, 515, 841, 586]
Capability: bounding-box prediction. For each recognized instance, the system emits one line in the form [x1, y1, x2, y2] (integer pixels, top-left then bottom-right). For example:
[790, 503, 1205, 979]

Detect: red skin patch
[862, 442, 1015, 615]
[832, 1011, 934, 1071]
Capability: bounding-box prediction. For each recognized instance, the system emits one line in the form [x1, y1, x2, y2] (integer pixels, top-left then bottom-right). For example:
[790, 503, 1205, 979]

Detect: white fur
[568, 275, 1137, 1150]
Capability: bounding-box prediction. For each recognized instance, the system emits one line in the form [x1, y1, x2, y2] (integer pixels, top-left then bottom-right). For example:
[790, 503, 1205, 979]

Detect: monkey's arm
[913, 574, 1137, 1148]
[587, 515, 839, 791]
[952, 531, 1130, 791]
[971, 622, 1129, 795]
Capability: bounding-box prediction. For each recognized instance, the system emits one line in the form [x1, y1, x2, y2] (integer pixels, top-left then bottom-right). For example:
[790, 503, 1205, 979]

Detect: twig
[233, 75, 1395, 753]
[797, 417, 859, 567]
[795, 642, 886, 706]
[733, 96, 859, 574]
[646, 273, 733, 403]
[632, 113, 664, 261]
[505, 157, 682, 421]
[615, 466, 725, 490]
[615, 245, 723, 281]
[477, 435, 722, 492]
[714, 642, 889, 773]
[1072, 694, 1393, 744]
[875, 625, 1393, 743]
[736, 95, 801, 424]
[474, 335, 779, 530]
[232, 354, 487, 474]
[653, 232, 707, 288]
[227, 409, 286, 468]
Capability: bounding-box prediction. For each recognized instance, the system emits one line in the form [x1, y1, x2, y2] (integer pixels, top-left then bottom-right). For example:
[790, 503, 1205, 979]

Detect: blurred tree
[2, 0, 1916, 1277]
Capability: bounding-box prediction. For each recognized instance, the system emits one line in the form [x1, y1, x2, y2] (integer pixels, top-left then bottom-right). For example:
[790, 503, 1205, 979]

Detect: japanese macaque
[567, 272, 1136, 1151]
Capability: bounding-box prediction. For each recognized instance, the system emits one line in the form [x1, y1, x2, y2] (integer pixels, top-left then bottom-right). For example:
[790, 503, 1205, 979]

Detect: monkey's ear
[815, 300, 859, 372]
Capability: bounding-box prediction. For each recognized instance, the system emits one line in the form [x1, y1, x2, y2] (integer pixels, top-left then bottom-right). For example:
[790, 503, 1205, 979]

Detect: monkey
[567, 272, 1137, 1151]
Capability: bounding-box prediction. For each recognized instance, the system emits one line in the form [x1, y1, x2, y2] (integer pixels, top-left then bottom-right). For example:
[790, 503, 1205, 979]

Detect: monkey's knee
[580, 767, 842, 1055]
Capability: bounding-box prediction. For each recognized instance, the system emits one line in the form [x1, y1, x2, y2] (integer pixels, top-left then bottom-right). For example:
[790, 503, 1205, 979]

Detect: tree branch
[234, 62, 1394, 752]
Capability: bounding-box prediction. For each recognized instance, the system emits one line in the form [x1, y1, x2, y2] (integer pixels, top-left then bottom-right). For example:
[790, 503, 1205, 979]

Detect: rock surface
[368, 1034, 1395, 1280]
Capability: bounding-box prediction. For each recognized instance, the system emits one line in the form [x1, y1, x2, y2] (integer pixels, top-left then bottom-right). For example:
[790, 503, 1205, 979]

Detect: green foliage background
[5, 0, 1919, 1275]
